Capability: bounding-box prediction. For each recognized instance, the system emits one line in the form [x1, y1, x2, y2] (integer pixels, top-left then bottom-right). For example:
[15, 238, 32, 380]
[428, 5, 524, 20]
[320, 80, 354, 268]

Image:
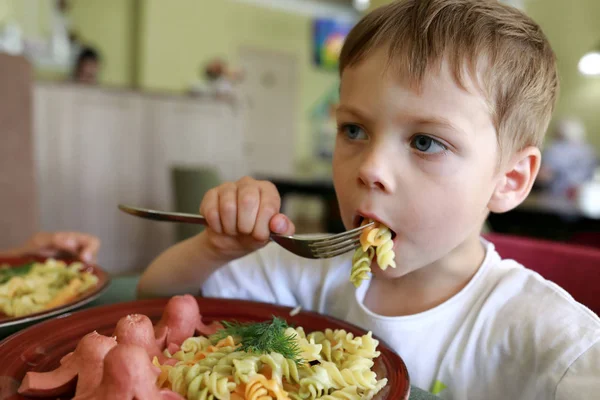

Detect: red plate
[0, 297, 410, 399]
[0, 256, 110, 330]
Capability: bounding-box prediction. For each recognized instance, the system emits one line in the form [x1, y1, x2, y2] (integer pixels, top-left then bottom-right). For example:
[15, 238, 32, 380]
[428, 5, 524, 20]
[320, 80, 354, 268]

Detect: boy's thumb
[270, 214, 295, 236]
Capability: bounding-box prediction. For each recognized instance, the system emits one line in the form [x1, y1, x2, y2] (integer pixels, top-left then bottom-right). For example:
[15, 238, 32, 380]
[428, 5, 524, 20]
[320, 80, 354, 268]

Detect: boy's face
[333, 47, 502, 279]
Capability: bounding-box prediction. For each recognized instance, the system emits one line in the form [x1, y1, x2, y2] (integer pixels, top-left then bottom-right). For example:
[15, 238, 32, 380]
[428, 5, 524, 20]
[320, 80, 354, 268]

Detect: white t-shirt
[202, 239, 600, 399]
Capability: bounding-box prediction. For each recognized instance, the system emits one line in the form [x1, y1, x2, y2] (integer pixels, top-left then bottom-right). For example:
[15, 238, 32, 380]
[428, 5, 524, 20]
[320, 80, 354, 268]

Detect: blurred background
[1, 0, 599, 274]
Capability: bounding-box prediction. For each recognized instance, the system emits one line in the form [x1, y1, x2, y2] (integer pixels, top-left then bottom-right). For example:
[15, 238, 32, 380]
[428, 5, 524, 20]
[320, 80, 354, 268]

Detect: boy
[138, 1, 600, 398]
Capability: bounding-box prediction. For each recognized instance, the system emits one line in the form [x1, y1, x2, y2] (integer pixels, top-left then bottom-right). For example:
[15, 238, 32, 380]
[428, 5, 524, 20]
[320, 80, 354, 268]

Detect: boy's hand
[199, 176, 295, 260]
[19, 232, 101, 263]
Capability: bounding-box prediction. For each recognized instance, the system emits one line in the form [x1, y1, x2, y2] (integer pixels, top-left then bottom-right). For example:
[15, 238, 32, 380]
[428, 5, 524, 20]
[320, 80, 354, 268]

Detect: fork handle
[118, 204, 208, 225]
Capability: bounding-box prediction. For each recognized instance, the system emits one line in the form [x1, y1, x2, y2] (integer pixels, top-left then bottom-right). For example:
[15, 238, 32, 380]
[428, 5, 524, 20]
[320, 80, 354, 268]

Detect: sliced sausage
[154, 294, 223, 351]
[72, 344, 185, 400]
[113, 314, 169, 364]
[18, 331, 116, 397]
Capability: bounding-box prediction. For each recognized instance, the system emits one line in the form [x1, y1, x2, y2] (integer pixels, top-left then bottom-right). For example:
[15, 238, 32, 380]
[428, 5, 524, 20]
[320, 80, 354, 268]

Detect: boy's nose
[357, 152, 396, 193]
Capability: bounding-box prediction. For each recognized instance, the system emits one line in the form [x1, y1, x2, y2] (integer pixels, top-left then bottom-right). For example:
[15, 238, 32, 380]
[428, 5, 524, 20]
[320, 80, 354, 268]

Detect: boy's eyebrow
[338, 105, 466, 135]
[336, 105, 374, 125]
[412, 116, 465, 134]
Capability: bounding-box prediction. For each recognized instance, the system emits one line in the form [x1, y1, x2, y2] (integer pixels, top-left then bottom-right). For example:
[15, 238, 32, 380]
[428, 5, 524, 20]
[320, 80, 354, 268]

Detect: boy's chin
[370, 261, 408, 280]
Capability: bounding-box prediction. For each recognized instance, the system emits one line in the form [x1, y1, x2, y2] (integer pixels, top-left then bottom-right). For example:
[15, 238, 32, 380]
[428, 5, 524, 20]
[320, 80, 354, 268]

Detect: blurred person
[538, 118, 597, 197]
[72, 46, 101, 85]
[204, 58, 232, 95]
[0, 231, 100, 264]
[189, 58, 244, 100]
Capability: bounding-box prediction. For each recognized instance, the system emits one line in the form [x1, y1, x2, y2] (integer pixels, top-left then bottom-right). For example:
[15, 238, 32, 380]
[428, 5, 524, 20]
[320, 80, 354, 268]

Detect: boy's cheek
[414, 155, 463, 177]
[403, 190, 479, 240]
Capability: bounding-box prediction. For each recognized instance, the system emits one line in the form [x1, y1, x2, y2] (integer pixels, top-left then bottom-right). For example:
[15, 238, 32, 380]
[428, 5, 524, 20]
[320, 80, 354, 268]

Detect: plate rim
[0, 296, 410, 399]
[0, 256, 111, 328]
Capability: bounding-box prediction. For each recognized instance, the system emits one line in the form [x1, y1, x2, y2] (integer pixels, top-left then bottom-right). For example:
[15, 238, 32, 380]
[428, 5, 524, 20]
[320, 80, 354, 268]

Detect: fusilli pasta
[0, 259, 98, 317]
[155, 327, 387, 400]
[350, 219, 396, 287]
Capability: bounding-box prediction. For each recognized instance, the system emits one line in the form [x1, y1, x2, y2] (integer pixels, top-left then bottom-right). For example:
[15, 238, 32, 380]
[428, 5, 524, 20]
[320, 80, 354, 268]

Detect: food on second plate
[0, 259, 98, 317]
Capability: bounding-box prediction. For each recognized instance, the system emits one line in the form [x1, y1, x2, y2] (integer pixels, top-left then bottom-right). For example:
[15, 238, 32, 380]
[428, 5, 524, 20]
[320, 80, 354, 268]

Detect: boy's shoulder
[482, 248, 598, 328]
[432, 243, 600, 400]
[476, 244, 599, 372]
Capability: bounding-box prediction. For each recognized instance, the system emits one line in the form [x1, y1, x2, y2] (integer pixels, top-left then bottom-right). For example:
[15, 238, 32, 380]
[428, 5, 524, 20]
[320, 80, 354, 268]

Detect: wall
[68, 0, 136, 87]
[0, 0, 52, 38]
[526, 0, 600, 151]
[0, 0, 135, 87]
[2, 0, 342, 165]
[0, 0, 9, 23]
[137, 0, 339, 165]
[0, 0, 57, 82]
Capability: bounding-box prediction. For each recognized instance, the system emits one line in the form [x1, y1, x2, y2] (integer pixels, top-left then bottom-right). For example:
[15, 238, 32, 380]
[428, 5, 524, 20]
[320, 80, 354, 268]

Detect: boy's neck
[364, 233, 486, 317]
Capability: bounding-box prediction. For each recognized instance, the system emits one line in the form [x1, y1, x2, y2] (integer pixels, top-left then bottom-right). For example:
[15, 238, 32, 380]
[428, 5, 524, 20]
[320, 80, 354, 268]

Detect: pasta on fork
[350, 219, 396, 288]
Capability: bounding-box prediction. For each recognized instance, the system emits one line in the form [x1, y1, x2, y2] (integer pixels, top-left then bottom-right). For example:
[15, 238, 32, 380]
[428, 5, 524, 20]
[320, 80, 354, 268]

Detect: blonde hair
[339, 0, 559, 158]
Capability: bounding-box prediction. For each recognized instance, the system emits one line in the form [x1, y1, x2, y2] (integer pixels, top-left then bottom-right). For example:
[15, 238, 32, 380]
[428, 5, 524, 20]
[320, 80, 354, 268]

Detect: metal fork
[118, 204, 372, 259]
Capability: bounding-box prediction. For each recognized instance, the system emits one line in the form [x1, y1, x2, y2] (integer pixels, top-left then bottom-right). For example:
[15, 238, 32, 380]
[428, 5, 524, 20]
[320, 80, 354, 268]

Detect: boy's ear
[488, 146, 541, 214]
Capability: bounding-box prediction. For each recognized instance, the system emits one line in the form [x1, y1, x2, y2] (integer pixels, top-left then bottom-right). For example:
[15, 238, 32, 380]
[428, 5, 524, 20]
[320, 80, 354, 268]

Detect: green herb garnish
[210, 317, 303, 364]
[0, 262, 35, 285]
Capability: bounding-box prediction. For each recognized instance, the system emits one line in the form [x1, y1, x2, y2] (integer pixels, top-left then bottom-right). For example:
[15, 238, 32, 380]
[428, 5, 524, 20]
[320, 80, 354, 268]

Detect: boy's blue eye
[340, 124, 368, 140]
[411, 135, 447, 154]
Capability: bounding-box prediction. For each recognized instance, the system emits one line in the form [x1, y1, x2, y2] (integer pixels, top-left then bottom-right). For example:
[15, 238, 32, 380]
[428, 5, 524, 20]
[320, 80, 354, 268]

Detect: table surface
[4, 275, 439, 400]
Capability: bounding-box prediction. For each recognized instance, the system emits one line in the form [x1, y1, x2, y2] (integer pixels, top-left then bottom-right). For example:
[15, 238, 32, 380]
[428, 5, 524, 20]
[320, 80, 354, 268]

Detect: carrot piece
[44, 278, 83, 309]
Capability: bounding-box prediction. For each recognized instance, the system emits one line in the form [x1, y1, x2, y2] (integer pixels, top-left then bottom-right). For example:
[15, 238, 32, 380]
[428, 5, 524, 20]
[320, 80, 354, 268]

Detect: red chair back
[484, 233, 600, 316]
[569, 231, 600, 250]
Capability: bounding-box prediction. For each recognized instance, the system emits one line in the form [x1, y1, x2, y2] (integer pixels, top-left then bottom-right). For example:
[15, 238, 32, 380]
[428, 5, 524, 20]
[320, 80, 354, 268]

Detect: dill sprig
[0, 262, 34, 284]
[210, 317, 303, 364]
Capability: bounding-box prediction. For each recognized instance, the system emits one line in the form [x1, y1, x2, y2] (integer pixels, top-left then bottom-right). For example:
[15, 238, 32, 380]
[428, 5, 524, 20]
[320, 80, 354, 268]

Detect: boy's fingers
[269, 214, 295, 235]
[237, 184, 260, 235]
[218, 184, 238, 236]
[200, 188, 222, 234]
[253, 182, 281, 241]
[285, 217, 296, 236]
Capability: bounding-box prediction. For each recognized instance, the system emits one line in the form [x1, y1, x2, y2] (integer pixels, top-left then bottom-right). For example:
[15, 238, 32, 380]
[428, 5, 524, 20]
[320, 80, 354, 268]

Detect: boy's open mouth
[354, 215, 397, 240]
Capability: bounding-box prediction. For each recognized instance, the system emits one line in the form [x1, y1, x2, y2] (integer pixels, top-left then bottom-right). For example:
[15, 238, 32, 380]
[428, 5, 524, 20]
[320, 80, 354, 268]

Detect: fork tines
[308, 223, 372, 258]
